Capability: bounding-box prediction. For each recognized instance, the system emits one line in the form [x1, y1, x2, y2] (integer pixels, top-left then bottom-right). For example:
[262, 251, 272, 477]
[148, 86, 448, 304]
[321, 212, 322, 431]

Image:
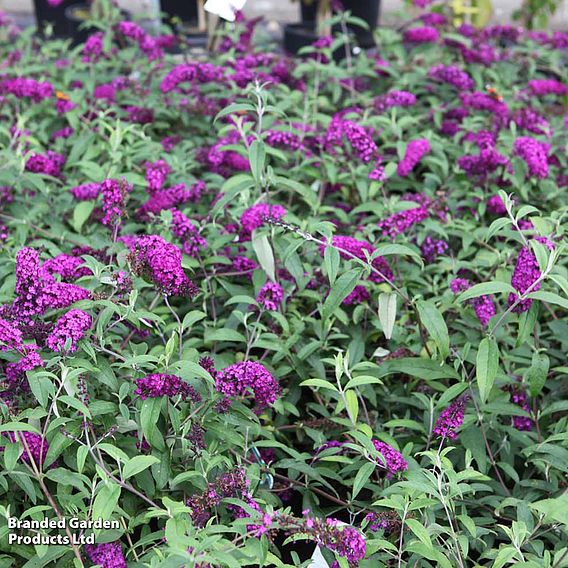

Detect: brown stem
[18, 433, 85, 566]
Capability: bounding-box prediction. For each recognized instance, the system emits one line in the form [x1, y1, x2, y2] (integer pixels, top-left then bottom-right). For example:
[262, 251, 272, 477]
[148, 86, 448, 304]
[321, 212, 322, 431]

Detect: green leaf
[516, 302, 538, 347]
[72, 201, 95, 233]
[486, 217, 512, 241]
[58, 395, 91, 418]
[321, 269, 362, 321]
[376, 358, 459, 381]
[406, 518, 432, 548]
[352, 462, 374, 499]
[476, 337, 499, 403]
[345, 389, 359, 423]
[0, 422, 41, 435]
[206, 328, 247, 343]
[3, 441, 21, 471]
[249, 140, 265, 183]
[528, 291, 568, 311]
[526, 352, 550, 396]
[458, 282, 514, 303]
[123, 455, 160, 479]
[416, 300, 449, 361]
[530, 494, 568, 526]
[252, 232, 276, 282]
[140, 398, 165, 451]
[373, 243, 423, 266]
[92, 482, 121, 522]
[300, 378, 339, 392]
[378, 292, 397, 340]
[181, 310, 206, 331]
[77, 445, 89, 474]
[345, 375, 382, 389]
[492, 547, 518, 568]
[324, 244, 340, 286]
[98, 443, 129, 463]
[214, 102, 255, 123]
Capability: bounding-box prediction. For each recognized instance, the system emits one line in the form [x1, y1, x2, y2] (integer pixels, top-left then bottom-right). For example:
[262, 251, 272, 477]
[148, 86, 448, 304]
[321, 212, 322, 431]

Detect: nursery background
[0, 0, 567, 567]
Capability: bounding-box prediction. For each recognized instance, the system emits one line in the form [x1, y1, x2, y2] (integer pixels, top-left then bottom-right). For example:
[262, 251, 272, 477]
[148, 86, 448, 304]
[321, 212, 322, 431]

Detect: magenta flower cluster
[508, 384, 533, 431]
[429, 64, 474, 91]
[404, 26, 440, 43]
[11, 431, 49, 466]
[0, 317, 23, 351]
[0, 77, 53, 101]
[130, 235, 198, 297]
[508, 237, 554, 312]
[325, 114, 378, 163]
[458, 132, 508, 176]
[420, 236, 448, 262]
[513, 136, 549, 178]
[170, 209, 207, 258]
[326, 236, 393, 283]
[187, 467, 259, 528]
[433, 395, 469, 440]
[116, 21, 163, 61]
[145, 159, 171, 194]
[70, 182, 100, 201]
[240, 203, 286, 237]
[374, 90, 417, 112]
[527, 79, 568, 97]
[101, 178, 131, 225]
[138, 181, 205, 219]
[215, 361, 280, 412]
[134, 373, 201, 402]
[379, 204, 429, 239]
[45, 309, 91, 353]
[13, 247, 90, 320]
[256, 282, 284, 310]
[450, 277, 496, 326]
[84, 542, 127, 568]
[372, 440, 408, 478]
[25, 151, 65, 177]
[397, 138, 431, 176]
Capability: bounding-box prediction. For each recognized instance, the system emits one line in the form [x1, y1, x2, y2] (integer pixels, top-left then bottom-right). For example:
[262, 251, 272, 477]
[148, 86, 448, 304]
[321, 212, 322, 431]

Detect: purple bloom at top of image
[404, 26, 440, 43]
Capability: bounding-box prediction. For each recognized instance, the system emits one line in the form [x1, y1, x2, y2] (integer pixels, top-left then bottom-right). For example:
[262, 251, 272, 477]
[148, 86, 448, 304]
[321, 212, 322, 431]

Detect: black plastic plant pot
[160, 0, 199, 32]
[33, 0, 77, 37]
[65, 4, 97, 45]
[298, 0, 381, 48]
[342, 0, 381, 47]
[65, 4, 131, 46]
[283, 22, 357, 62]
[283, 22, 318, 55]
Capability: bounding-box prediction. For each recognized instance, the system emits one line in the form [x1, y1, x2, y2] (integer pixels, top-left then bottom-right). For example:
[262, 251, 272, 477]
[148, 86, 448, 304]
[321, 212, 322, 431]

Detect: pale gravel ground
[1, 0, 567, 30]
